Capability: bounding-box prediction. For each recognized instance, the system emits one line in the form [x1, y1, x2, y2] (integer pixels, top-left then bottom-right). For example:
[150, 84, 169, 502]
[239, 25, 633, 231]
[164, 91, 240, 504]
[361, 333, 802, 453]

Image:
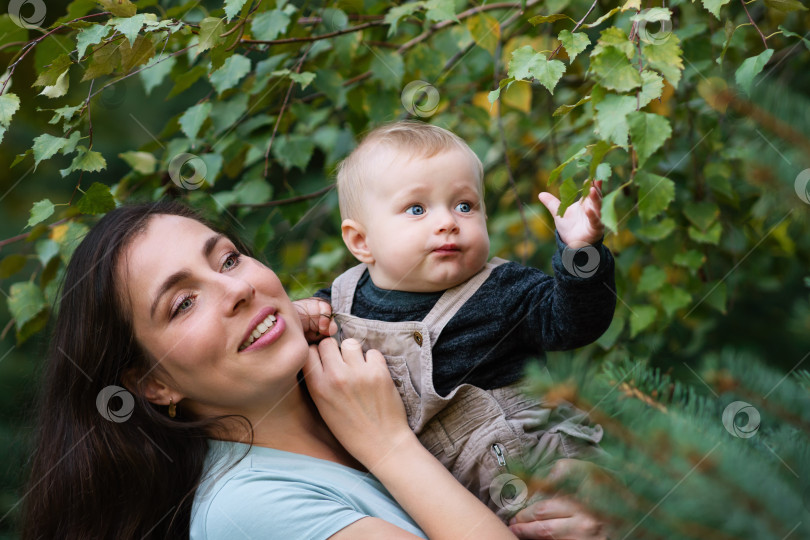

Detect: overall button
[413, 331, 423, 346]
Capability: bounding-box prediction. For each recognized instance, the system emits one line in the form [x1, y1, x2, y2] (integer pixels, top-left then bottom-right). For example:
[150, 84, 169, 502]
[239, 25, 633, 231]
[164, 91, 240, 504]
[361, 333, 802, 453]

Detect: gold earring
[168, 398, 176, 418]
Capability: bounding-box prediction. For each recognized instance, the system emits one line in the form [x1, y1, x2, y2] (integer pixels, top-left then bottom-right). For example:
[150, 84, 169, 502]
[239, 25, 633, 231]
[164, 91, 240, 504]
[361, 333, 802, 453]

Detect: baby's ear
[341, 219, 374, 264]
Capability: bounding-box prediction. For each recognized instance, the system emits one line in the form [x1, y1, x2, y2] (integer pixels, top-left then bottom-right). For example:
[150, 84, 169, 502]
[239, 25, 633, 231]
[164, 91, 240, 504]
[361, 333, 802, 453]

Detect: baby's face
[359, 148, 490, 292]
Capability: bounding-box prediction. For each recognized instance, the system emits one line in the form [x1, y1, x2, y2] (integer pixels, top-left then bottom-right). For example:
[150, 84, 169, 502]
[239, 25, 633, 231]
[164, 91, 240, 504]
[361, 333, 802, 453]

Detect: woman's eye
[406, 205, 425, 216]
[172, 294, 195, 318]
[222, 251, 242, 270]
[455, 202, 472, 213]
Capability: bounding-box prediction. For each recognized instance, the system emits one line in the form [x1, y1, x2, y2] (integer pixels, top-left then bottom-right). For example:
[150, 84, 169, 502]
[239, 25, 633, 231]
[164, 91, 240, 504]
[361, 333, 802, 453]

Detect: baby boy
[296, 121, 616, 518]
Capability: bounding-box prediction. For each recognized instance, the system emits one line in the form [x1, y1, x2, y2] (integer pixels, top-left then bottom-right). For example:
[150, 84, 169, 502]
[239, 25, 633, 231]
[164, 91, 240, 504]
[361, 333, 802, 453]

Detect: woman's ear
[341, 219, 375, 264]
[122, 369, 181, 406]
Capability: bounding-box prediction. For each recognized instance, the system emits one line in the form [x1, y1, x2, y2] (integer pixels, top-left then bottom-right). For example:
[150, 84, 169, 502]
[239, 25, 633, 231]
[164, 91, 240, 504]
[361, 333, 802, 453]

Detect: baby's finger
[510, 498, 577, 524]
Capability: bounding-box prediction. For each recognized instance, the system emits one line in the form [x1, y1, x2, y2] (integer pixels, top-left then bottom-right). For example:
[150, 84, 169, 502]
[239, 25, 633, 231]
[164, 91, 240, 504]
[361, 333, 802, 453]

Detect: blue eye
[406, 205, 425, 215]
[455, 202, 472, 213]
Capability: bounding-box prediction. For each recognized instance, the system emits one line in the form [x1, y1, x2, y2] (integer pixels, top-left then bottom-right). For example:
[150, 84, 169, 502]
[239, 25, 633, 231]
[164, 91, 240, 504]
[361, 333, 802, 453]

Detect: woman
[21, 201, 604, 539]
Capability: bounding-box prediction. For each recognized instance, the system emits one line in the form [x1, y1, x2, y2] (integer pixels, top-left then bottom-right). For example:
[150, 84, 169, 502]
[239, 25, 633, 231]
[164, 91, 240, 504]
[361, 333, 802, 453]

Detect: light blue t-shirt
[190, 440, 427, 539]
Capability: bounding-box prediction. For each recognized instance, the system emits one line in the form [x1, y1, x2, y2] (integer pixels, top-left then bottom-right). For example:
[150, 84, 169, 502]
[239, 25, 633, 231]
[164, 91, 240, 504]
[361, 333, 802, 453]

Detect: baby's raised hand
[293, 297, 337, 343]
[538, 180, 605, 247]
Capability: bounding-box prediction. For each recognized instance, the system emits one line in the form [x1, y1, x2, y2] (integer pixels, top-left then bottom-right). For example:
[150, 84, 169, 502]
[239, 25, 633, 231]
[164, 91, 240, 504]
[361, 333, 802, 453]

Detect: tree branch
[740, 0, 768, 50]
[230, 184, 335, 208]
[549, 0, 598, 59]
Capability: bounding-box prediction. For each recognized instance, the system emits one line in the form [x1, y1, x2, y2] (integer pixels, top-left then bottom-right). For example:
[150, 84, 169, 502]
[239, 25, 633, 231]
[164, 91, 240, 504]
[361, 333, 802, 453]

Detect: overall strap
[422, 257, 508, 345]
[330, 263, 367, 314]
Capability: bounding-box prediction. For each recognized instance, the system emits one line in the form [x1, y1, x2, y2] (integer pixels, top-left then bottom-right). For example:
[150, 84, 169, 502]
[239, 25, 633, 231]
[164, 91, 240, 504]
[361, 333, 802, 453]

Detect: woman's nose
[220, 275, 255, 314]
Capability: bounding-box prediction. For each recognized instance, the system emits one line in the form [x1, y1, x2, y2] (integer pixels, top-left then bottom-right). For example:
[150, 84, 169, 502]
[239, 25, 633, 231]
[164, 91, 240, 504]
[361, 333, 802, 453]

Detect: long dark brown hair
[22, 200, 250, 539]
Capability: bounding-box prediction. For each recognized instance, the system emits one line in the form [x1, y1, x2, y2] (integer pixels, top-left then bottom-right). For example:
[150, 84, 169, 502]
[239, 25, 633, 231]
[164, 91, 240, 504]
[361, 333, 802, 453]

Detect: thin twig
[740, 0, 768, 49]
[242, 21, 384, 45]
[264, 46, 312, 177]
[549, 0, 598, 59]
[0, 218, 69, 249]
[230, 184, 335, 208]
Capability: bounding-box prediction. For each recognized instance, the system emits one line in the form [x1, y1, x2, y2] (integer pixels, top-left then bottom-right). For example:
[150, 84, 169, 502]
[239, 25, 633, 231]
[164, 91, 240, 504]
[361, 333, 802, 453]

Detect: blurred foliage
[0, 0, 809, 535]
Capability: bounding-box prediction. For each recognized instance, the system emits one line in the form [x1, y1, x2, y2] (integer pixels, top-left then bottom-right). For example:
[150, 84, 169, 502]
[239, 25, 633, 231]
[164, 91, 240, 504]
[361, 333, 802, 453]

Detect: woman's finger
[303, 344, 324, 386]
[508, 516, 574, 539]
[339, 337, 366, 365]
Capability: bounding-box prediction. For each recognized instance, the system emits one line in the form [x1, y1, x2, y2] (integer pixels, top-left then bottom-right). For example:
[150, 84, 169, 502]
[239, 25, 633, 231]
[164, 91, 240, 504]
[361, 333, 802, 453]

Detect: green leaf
[601, 190, 621, 232]
[735, 49, 774, 96]
[8, 281, 48, 336]
[209, 54, 251, 94]
[766, 0, 808, 10]
[683, 201, 719, 230]
[76, 24, 111, 60]
[119, 151, 156, 174]
[701, 0, 731, 18]
[27, 200, 55, 228]
[0, 126, 5, 144]
[197, 17, 225, 55]
[272, 134, 314, 171]
[529, 13, 575, 24]
[169, 64, 207, 98]
[289, 71, 316, 89]
[81, 36, 121, 81]
[557, 177, 580, 217]
[467, 13, 501, 56]
[0, 254, 27, 279]
[659, 285, 692, 318]
[637, 71, 664, 108]
[488, 77, 514, 103]
[97, 0, 136, 17]
[549, 147, 587, 185]
[642, 35, 684, 87]
[0, 93, 20, 127]
[558, 30, 590, 64]
[425, 0, 458, 23]
[32, 133, 70, 169]
[370, 50, 405, 91]
[673, 250, 705, 272]
[629, 305, 657, 337]
[507, 46, 565, 94]
[591, 27, 634, 58]
[779, 25, 810, 51]
[384, 2, 425, 37]
[703, 281, 727, 313]
[251, 10, 290, 41]
[581, 7, 622, 29]
[140, 53, 177, 95]
[636, 171, 675, 221]
[688, 222, 722, 244]
[76, 182, 115, 215]
[553, 94, 591, 116]
[119, 34, 155, 73]
[49, 104, 82, 127]
[0, 14, 28, 50]
[590, 47, 641, 92]
[179, 102, 213, 146]
[628, 112, 672, 168]
[60, 147, 107, 177]
[34, 54, 73, 87]
[636, 217, 676, 241]
[638, 266, 667, 293]
[594, 94, 637, 146]
[224, 0, 249, 21]
[111, 14, 152, 46]
[39, 70, 70, 99]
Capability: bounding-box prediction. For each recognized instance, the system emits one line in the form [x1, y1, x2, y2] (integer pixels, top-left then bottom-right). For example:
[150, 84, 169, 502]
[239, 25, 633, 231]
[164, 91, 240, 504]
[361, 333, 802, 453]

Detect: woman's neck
[240, 380, 366, 471]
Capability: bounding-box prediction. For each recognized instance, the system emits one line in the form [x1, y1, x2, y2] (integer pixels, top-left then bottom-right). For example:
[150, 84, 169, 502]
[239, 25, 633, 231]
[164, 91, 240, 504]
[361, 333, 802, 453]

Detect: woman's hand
[293, 297, 337, 343]
[304, 338, 414, 468]
[508, 459, 610, 540]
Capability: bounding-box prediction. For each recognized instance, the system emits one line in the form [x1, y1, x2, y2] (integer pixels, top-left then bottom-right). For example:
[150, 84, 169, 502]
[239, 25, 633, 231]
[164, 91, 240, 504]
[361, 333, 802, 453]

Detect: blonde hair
[336, 121, 484, 221]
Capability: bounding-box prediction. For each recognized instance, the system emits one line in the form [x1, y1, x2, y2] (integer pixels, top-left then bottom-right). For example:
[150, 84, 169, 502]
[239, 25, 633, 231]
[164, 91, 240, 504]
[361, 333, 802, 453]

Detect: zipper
[492, 443, 507, 468]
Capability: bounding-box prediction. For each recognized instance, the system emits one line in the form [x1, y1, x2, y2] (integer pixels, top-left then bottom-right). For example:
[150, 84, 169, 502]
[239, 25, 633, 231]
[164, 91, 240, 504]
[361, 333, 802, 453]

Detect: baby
[296, 121, 616, 518]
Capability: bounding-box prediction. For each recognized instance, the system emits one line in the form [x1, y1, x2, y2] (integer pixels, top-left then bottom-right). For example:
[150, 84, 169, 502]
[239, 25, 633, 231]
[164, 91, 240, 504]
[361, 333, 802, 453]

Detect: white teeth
[240, 313, 278, 351]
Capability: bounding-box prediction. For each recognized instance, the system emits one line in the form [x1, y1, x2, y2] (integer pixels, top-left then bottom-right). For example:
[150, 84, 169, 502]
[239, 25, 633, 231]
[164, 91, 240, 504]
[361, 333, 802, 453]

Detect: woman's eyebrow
[149, 234, 224, 320]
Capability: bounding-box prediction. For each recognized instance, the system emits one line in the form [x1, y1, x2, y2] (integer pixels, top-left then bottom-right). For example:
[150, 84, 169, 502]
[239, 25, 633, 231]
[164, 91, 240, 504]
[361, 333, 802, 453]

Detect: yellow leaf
[472, 91, 497, 116]
[466, 13, 500, 56]
[502, 80, 531, 113]
[50, 224, 69, 243]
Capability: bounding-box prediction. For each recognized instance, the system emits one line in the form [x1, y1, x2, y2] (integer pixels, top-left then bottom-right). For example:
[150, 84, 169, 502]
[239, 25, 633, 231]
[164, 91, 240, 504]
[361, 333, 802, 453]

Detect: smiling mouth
[239, 312, 277, 351]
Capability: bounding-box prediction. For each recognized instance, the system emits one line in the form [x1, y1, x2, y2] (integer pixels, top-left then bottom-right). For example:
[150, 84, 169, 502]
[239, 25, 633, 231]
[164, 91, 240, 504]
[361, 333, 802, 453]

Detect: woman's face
[120, 214, 309, 418]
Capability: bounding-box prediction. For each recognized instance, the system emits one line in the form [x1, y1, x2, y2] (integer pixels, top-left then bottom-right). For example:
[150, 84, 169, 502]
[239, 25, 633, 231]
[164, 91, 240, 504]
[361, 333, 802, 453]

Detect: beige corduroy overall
[331, 259, 604, 518]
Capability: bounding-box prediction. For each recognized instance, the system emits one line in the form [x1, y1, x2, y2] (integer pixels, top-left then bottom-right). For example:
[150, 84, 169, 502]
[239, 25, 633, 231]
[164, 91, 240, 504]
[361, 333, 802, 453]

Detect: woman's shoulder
[190, 440, 422, 540]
